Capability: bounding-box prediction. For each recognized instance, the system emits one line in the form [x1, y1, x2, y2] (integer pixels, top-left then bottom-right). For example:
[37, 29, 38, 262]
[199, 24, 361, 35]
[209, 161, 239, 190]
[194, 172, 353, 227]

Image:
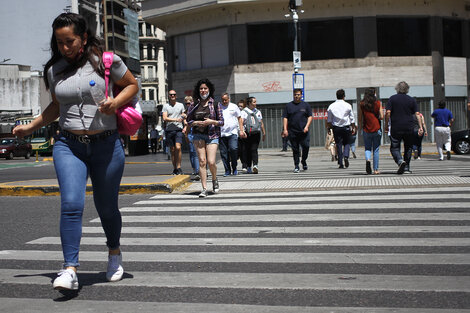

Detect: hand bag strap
[102, 52, 114, 98]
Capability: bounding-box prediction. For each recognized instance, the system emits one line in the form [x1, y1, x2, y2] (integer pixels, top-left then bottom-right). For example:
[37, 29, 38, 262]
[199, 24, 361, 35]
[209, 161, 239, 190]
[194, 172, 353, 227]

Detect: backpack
[243, 108, 261, 135]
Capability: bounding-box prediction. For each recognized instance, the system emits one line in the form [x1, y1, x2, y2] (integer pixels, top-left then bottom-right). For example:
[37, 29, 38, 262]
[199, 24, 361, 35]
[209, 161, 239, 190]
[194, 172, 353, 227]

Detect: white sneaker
[53, 268, 78, 290]
[106, 253, 124, 282]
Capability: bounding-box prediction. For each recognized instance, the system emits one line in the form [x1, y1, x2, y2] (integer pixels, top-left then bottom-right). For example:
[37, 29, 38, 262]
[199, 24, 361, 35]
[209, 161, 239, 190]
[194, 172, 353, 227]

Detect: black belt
[61, 129, 117, 144]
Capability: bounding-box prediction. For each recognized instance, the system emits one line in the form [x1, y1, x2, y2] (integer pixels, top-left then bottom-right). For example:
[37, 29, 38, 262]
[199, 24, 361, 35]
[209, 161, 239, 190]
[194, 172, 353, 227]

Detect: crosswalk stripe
[1, 269, 469, 292]
[3, 299, 467, 313]
[83, 225, 470, 234]
[26, 237, 470, 246]
[1, 250, 469, 264]
[147, 186, 470, 199]
[120, 202, 469, 212]
[135, 193, 470, 205]
[89, 213, 470, 223]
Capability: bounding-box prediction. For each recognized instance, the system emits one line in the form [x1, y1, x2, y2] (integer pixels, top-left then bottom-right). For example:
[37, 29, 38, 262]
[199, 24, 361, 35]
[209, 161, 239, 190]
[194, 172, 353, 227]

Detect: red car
[0, 137, 32, 160]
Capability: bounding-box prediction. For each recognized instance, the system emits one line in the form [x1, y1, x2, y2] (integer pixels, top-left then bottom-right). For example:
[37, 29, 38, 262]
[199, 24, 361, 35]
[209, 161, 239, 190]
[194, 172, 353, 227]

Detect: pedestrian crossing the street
[0, 186, 469, 312]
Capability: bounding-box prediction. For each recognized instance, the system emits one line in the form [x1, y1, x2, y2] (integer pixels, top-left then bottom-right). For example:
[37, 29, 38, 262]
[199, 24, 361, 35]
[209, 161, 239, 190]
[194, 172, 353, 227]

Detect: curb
[0, 175, 190, 197]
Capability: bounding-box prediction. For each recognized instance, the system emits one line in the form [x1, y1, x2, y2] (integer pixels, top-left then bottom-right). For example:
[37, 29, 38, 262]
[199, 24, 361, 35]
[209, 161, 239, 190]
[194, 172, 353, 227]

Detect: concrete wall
[143, 0, 469, 36]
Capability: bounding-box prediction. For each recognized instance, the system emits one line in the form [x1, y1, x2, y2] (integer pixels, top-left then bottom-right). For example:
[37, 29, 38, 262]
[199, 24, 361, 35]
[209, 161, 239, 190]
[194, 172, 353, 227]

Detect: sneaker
[366, 161, 372, 175]
[397, 161, 406, 174]
[172, 168, 178, 175]
[53, 268, 78, 290]
[302, 163, 308, 171]
[413, 150, 418, 160]
[212, 179, 219, 193]
[404, 170, 413, 174]
[199, 189, 208, 198]
[242, 168, 248, 174]
[338, 165, 344, 169]
[246, 167, 252, 174]
[447, 151, 451, 160]
[417, 157, 421, 160]
[106, 253, 124, 282]
[232, 169, 238, 176]
[352, 152, 357, 159]
[177, 168, 183, 175]
[293, 167, 300, 173]
[252, 165, 258, 174]
[344, 158, 349, 168]
[223, 171, 231, 177]
[331, 155, 335, 162]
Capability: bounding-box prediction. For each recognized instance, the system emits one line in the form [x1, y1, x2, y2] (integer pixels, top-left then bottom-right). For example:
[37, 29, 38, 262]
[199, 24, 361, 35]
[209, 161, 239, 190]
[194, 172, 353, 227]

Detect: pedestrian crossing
[1, 187, 470, 312]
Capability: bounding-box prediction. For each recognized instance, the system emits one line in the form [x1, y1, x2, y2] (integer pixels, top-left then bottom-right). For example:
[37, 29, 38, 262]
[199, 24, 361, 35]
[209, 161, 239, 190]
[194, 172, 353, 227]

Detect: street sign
[292, 73, 305, 101]
[293, 51, 301, 69]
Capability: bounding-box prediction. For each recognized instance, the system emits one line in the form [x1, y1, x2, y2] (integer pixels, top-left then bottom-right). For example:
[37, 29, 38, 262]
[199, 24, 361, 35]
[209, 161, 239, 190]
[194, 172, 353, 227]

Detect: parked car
[451, 129, 470, 155]
[30, 137, 53, 156]
[0, 137, 32, 159]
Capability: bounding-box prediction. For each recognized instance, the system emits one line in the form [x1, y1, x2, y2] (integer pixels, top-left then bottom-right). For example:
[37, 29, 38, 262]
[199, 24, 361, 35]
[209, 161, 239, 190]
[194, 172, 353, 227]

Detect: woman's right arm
[13, 96, 60, 138]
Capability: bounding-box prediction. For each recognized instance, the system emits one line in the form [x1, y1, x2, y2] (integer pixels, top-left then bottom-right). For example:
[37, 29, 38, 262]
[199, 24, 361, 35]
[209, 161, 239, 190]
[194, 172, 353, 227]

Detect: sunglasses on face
[169, 94, 176, 96]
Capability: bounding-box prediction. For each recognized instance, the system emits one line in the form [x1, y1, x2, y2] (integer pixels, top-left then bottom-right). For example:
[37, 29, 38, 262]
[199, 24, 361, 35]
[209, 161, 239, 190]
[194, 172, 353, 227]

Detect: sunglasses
[169, 94, 176, 96]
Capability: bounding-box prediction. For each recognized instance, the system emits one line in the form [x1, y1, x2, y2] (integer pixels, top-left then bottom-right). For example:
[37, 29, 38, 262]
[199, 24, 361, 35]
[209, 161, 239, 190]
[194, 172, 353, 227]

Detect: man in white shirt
[162, 90, 186, 175]
[327, 89, 356, 169]
[219, 93, 246, 176]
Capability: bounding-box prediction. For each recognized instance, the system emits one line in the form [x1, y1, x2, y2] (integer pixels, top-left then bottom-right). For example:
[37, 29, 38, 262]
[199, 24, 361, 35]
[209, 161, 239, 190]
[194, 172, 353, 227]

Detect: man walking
[327, 89, 356, 169]
[149, 125, 159, 154]
[282, 89, 313, 173]
[162, 90, 186, 175]
[385, 81, 423, 174]
[431, 100, 454, 161]
[219, 93, 246, 176]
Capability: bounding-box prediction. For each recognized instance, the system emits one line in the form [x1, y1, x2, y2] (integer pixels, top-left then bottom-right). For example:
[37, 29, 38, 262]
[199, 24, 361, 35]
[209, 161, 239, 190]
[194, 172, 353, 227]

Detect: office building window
[247, 19, 354, 63]
[443, 19, 463, 57]
[146, 23, 152, 36]
[377, 17, 430, 56]
[175, 28, 229, 71]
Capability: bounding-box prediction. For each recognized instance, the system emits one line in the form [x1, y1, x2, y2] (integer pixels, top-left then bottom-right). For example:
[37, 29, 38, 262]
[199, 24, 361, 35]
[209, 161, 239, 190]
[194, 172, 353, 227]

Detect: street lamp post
[288, 0, 304, 99]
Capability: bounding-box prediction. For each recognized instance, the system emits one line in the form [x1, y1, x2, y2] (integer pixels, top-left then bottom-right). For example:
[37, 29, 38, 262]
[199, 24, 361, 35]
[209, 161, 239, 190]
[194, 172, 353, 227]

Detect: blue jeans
[288, 132, 310, 167]
[188, 132, 199, 173]
[363, 130, 381, 171]
[219, 134, 238, 173]
[390, 131, 414, 169]
[53, 131, 125, 267]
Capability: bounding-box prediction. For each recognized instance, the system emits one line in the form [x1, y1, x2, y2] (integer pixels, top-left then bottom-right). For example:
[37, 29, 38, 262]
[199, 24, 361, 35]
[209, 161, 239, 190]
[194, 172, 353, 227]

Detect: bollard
[35, 150, 39, 162]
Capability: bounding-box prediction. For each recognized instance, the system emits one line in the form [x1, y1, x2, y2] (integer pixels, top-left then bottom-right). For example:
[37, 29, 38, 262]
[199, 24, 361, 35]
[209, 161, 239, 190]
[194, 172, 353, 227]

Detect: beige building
[142, 0, 470, 147]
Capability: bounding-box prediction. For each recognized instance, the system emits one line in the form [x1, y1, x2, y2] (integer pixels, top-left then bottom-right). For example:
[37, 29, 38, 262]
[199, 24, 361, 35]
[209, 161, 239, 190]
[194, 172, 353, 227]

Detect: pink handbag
[103, 52, 142, 136]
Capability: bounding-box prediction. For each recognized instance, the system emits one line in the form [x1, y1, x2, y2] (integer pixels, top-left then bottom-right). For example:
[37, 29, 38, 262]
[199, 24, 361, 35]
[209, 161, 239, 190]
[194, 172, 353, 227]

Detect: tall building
[142, 0, 470, 148]
[138, 12, 167, 127]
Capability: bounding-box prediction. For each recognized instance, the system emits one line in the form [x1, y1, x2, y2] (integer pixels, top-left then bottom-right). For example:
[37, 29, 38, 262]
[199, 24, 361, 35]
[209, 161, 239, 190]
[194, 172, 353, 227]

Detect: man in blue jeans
[282, 89, 313, 173]
[219, 93, 246, 176]
[385, 81, 423, 174]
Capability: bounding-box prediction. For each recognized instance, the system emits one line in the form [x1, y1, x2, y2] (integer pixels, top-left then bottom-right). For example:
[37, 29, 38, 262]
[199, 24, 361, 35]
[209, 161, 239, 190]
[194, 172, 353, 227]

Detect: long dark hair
[44, 13, 104, 89]
[361, 87, 376, 112]
[192, 78, 215, 102]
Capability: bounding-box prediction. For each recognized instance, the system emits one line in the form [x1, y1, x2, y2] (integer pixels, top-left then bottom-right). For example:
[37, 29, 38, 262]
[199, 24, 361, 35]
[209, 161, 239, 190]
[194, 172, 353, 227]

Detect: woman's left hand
[99, 97, 118, 115]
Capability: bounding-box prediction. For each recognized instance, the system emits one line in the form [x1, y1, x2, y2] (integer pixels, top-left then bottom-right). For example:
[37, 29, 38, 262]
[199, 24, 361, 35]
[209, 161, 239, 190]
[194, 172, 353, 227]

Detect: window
[138, 22, 143, 36]
[377, 17, 430, 56]
[247, 23, 291, 63]
[443, 19, 463, 57]
[147, 44, 153, 60]
[141, 90, 146, 101]
[175, 28, 229, 71]
[146, 23, 152, 37]
[139, 44, 143, 59]
[247, 19, 354, 63]
[149, 89, 155, 100]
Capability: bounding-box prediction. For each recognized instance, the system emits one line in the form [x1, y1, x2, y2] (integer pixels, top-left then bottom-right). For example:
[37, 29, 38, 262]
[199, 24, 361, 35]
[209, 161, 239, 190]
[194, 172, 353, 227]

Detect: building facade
[142, 0, 470, 148]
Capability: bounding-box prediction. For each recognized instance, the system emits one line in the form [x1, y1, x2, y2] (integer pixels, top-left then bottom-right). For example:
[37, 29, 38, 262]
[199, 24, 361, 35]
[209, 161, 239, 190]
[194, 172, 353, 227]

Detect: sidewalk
[0, 143, 469, 196]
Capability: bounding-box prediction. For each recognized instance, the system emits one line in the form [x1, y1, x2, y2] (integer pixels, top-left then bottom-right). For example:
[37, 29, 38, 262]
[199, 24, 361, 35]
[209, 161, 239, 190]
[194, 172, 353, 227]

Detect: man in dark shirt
[385, 81, 423, 174]
[282, 89, 313, 173]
